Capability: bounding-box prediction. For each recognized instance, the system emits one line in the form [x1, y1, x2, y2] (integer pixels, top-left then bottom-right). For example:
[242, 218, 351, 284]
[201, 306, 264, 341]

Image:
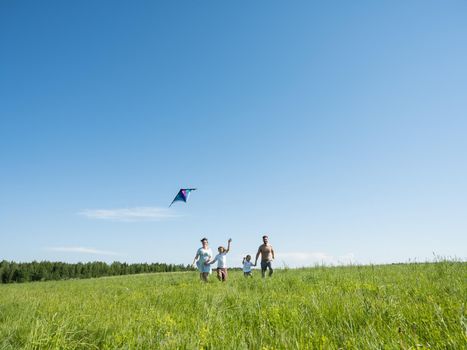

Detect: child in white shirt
[207, 239, 231, 282]
[242, 255, 255, 277]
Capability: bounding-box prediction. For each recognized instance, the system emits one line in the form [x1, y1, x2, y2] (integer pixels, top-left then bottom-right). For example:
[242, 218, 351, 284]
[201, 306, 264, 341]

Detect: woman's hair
[218, 246, 225, 252]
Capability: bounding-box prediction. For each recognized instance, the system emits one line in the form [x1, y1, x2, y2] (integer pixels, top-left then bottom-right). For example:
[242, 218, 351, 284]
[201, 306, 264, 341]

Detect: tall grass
[0, 262, 465, 349]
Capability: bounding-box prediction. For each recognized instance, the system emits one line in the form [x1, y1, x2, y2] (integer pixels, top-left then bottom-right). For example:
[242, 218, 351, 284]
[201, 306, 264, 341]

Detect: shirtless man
[255, 235, 275, 278]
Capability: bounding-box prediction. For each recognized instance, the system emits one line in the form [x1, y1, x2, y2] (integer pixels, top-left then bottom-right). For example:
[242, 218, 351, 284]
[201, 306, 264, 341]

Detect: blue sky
[1, 1, 466, 267]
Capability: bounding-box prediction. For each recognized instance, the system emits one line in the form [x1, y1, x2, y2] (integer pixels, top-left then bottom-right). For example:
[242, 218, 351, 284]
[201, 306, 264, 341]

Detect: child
[242, 255, 255, 277]
[207, 238, 232, 282]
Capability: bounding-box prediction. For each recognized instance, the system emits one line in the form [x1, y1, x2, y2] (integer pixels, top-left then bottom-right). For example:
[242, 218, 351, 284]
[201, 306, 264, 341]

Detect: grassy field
[0, 262, 465, 349]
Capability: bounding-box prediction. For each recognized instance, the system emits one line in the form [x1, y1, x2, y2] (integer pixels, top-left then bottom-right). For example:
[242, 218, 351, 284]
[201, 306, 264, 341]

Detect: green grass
[0, 262, 465, 349]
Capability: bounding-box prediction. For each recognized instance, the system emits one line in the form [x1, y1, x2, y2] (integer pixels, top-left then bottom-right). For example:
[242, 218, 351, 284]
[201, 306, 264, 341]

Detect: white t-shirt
[196, 247, 213, 273]
[212, 253, 227, 268]
[243, 261, 254, 272]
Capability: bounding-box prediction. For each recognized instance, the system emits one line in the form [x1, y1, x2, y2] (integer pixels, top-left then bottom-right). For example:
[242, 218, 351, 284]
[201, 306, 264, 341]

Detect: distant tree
[0, 260, 192, 284]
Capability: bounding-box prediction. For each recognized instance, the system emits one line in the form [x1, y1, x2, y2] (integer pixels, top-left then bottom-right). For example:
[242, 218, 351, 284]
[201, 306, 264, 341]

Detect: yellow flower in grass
[198, 325, 209, 349]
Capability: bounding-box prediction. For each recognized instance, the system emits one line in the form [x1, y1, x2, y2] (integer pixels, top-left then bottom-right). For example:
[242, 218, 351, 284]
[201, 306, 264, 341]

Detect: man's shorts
[260, 261, 272, 271]
[216, 268, 228, 281]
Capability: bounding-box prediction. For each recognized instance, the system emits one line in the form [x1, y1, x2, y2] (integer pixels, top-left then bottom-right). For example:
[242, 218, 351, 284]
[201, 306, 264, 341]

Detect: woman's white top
[196, 247, 213, 273]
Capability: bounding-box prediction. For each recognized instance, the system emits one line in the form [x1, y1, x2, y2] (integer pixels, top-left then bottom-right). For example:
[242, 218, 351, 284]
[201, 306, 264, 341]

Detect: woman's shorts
[197, 261, 212, 274]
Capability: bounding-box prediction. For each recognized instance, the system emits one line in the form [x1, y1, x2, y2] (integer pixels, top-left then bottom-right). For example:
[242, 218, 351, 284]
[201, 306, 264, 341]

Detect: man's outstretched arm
[255, 248, 261, 265]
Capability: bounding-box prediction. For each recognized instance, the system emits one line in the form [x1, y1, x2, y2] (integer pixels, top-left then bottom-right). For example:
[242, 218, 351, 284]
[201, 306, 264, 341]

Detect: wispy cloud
[79, 207, 178, 222]
[46, 246, 120, 256]
[275, 252, 355, 267]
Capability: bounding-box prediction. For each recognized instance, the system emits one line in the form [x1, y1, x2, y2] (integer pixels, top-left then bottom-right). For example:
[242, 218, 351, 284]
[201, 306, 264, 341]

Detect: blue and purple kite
[169, 188, 197, 207]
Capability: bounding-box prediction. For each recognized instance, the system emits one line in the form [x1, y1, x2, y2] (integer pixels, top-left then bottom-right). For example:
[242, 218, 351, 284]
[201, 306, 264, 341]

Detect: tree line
[0, 260, 194, 284]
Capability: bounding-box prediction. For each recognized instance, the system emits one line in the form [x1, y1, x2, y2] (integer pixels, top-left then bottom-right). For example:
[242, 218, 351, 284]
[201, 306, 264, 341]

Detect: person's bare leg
[202, 272, 209, 282]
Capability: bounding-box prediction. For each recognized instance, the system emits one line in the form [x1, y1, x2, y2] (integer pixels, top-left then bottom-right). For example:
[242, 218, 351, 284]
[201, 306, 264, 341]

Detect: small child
[242, 255, 255, 277]
[207, 239, 232, 282]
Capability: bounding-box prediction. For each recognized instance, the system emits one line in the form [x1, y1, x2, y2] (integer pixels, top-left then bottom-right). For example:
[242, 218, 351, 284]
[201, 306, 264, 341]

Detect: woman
[192, 237, 213, 282]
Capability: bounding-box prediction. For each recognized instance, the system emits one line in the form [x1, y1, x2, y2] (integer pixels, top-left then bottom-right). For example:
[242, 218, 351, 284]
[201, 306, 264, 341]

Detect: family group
[191, 235, 275, 282]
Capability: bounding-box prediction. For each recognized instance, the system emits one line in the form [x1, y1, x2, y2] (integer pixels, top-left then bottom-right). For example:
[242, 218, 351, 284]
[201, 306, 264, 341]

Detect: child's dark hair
[200, 237, 208, 243]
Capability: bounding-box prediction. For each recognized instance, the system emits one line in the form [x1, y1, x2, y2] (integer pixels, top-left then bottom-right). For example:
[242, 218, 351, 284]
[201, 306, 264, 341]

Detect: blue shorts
[197, 260, 212, 273]
[261, 261, 272, 270]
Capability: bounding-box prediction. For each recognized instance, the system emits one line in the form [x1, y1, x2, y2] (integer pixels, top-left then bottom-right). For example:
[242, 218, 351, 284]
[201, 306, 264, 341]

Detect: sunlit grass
[0, 262, 465, 349]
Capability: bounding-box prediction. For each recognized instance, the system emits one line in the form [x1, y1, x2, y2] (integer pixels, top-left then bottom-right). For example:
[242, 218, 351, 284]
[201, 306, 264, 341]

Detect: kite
[169, 188, 197, 207]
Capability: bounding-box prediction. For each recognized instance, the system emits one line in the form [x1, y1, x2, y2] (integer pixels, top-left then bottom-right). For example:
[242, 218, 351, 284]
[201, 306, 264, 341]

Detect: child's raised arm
[225, 238, 232, 253]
